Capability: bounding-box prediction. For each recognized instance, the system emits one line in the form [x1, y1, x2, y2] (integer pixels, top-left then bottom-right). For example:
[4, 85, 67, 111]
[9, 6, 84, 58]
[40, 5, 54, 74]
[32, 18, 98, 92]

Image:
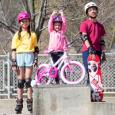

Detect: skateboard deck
[88, 54, 104, 102]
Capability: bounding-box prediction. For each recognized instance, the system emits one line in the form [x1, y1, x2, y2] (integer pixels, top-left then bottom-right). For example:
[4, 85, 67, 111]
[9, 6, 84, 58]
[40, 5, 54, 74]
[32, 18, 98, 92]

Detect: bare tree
[35, 0, 47, 39]
[0, 0, 115, 54]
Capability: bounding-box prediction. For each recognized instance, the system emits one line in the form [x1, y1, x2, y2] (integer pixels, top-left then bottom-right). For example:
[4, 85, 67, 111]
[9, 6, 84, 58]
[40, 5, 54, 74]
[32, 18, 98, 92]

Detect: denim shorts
[16, 52, 34, 67]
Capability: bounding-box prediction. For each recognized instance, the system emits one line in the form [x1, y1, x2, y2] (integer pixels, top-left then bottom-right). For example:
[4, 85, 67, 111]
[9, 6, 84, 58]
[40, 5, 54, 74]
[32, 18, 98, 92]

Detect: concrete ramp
[33, 85, 115, 115]
[33, 85, 92, 115]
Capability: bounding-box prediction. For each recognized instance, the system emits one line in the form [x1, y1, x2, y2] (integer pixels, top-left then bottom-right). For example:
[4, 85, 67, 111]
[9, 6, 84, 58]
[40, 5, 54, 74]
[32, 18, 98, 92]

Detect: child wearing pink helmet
[11, 11, 39, 114]
[48, 10, 69, 84]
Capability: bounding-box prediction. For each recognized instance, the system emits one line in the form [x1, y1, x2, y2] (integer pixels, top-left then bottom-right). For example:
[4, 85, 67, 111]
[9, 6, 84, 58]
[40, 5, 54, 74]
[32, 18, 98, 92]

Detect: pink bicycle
[31, 52, 85, 86]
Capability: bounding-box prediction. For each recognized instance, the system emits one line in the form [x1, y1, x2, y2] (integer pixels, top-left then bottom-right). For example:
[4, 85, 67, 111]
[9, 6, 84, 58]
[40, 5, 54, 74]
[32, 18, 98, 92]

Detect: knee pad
[25, 78, 32, 88]
[17, 80, 25, 88]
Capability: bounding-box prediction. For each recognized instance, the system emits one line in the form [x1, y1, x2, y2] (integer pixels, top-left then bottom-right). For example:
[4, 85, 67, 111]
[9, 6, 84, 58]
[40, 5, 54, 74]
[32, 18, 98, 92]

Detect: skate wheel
[16, 111, 22, 114]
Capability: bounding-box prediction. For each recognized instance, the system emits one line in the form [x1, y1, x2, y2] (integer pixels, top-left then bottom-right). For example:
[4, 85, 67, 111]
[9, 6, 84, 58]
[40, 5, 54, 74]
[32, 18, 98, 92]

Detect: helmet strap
[88, 15, 97, 19]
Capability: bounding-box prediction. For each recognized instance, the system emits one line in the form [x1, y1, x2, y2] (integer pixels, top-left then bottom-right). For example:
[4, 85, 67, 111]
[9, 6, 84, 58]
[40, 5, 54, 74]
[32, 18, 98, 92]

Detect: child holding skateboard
[79, 2, 106, 102]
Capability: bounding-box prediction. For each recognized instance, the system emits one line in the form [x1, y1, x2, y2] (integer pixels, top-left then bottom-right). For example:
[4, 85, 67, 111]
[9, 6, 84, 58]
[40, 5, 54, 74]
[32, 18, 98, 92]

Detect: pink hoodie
[48, 15, 68, 52]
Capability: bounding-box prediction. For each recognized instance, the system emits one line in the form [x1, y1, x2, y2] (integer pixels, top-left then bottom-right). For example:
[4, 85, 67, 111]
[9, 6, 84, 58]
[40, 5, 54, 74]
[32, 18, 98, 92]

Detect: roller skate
[15, 99, 23, 114]
[27, 98, 33, 113]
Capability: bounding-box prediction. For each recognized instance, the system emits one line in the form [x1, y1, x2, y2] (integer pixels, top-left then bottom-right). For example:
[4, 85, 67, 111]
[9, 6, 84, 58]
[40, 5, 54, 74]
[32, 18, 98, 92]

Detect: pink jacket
[48, 15, 68, 52]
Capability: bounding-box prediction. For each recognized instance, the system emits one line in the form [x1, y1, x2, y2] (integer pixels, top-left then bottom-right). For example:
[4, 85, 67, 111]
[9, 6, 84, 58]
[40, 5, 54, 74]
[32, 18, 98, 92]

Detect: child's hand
[59, 10, 64, 16]
[33, 57, 38, 68]
[52, 10, 58, 15]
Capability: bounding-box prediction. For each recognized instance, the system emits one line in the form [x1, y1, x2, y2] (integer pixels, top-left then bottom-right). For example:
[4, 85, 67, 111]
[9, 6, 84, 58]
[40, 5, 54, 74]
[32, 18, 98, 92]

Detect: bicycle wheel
[35, 64, 51, 85]
[60, 61, 85, 84]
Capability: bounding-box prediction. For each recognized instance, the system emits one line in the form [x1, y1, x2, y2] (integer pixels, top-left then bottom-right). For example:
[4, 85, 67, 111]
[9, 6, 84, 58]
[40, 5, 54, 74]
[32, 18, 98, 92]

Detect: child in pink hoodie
[48, 10, 68, 84]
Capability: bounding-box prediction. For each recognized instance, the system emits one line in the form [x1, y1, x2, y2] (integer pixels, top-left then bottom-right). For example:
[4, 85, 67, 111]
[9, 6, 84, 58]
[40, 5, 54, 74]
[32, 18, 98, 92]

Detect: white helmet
[84, 2, 98, 14]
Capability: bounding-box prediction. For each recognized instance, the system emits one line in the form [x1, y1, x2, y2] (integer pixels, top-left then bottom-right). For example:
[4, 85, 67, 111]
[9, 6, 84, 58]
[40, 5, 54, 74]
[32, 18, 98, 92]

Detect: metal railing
[0, 53, 115, 99]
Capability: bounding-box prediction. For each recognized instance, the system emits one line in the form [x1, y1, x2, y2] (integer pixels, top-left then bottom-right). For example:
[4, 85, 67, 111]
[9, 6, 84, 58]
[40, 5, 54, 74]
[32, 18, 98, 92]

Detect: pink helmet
[53, 16, 62, 23]
[17, 11, 30, 23]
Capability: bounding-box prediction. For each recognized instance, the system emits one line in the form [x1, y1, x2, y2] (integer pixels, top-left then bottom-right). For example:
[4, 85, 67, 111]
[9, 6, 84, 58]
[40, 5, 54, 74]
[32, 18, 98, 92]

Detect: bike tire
[35, 64, 51, 85]
[60, 61, 85, 84]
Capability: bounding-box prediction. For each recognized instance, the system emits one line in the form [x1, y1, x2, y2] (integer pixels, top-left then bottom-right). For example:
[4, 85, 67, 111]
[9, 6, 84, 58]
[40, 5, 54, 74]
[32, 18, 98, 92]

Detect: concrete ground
[0, 96, 114, 115]
[0, 99, 31, 115]
[0, 92, 115, 115]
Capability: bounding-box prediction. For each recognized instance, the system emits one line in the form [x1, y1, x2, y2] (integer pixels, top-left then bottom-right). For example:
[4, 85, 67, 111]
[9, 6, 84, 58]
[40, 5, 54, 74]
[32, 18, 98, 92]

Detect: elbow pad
[80, 34, 88, 42]
[12, 49, 16, 51]
[34, 47, 39, 53]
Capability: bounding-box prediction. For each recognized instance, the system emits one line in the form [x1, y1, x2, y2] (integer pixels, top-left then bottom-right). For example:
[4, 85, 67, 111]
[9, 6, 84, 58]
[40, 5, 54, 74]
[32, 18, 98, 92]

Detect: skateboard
[88, 54, 104, 102]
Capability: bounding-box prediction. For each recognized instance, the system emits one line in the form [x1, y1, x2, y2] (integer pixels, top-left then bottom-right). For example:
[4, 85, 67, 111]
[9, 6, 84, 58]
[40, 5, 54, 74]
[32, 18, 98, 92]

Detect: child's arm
[11, 33, 18, 71]
[59, 10, 67, 33]
[33, 32, 39, 67]
[48, 10, 57, 33]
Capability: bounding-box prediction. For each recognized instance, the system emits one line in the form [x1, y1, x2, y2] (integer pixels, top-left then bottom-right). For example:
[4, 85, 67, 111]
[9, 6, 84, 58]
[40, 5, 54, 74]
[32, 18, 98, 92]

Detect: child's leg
[24, 52, 34, 99]
[82, 51, 89, 85]
[15, 68, 25, 114]
[25, 67, 33, 113]
[25, 67, 33, 99]
[50, 52, 64, 84]
[17, 68, 25, 99]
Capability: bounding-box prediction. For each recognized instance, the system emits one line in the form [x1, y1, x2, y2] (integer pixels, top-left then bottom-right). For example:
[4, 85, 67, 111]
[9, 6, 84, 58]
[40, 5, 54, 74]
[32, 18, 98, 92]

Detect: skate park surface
[0, 86, 115, 115]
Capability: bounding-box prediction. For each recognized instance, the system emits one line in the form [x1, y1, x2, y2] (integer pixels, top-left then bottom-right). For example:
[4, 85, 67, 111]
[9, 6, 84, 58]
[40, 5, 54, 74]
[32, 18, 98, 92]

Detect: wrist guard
[11, 59, 17, 67]
[34, 58, 38, 62]
[34, 47, 39, 54]
[33, 58, 38, 67]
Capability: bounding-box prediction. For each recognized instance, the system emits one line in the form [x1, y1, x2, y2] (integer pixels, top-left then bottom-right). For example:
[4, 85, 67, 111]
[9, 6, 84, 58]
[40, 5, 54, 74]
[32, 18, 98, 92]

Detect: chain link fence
[0, 53, 115, 99]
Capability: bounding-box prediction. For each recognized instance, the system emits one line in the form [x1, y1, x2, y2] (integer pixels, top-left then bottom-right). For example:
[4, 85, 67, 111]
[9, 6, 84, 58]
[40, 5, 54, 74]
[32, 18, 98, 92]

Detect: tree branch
[0, 21, 15, 33]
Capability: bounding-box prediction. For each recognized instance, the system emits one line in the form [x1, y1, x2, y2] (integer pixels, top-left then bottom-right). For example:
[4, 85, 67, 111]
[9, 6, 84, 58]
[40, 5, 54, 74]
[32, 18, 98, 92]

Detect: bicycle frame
[33, 52, 85, 85]
[49, 52, 68, 70]
[34, 53, 68, 84]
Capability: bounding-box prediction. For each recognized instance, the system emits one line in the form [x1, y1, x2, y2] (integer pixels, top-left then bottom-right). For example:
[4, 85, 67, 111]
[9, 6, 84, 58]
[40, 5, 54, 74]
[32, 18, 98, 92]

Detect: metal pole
[7, 52, 11, 99]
